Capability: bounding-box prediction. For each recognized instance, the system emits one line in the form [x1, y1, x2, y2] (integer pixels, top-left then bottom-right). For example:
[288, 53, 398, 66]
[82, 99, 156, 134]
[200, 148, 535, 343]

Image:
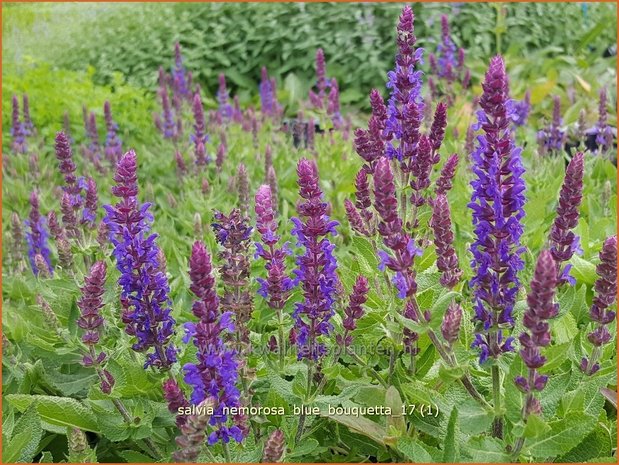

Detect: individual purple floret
[103, 150, 177, 370]
[537, 96, 566, 155]
[25, 191, 53, 276]
[291, 159, 339, 360]
[191, 94, 209, 166]
[469, 55, 526, 363]
[581, 236, 617, 375]
[10, 95, 27, 153]
[431, 194, 462, 288]
[217, 74, 233, 121]
[103, 101, 123, 163]
[384, 6, 425, 163]
[514, 250, 558, 416]
[512, 90, 531, 127]
[183, 240, 243, 445]
[22, 94, 35, 135]
[548, 152, 584, 285]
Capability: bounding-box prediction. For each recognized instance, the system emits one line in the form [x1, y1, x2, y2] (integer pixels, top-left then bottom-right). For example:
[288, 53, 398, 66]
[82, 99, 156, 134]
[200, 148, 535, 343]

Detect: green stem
[348, 349, 388, 388]
[491, 364, 504, 438]
[222, 441, 232, 462]
[277, 309, 286, 370]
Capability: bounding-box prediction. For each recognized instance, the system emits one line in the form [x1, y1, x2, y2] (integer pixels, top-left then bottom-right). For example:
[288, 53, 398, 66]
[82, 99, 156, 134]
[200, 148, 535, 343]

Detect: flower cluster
[156, 83, 177, 139]
[291, 159, 339, 360]
[548, 152, 584, 285]
[262, 429, 286, 463]
[353, 89, 388, 172]
[22, 94, 35, 135]
[182, 240, 243, 444]
[172, 42, 191, 99]
[54, 131, 82, 206]
[172, 398, 216, 462]
[537, 96, 566, 155]
[592, 87, 614, 154]
[259, 67, 282, 119]
[103, 150, 177, 369]
[469, 55, 526, 363]
[581, 236, 617, 375]
[103, 101, 123, 164]
[25, 191, 53, 276]
[430, 193, 462, 288]
[327, 78, 343, 129]
[515, 250, 558, 415]
[441, 301, 463, 347]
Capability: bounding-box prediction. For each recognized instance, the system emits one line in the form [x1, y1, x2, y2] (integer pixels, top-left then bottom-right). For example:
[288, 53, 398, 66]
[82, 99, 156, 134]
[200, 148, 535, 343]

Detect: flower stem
[491, 364, 504, 438]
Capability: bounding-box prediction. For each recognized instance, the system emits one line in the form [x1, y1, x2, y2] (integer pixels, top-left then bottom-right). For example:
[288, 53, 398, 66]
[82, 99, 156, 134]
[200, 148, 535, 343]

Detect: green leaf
[3, 405, 43, 463]
[289, 438, 319, 458]
[385, 386, 406, 435]
[442, 407, 459, 462]
[570, 255, 598, 286]
[6, 395, 99, 433]
[467, 436, 511, 462]
[552, 312, 578, 345]
[523, 413, 551, 439]
[525, 412, 597, 458]
[396, 437, 434, 463]
[322, 411, 387, 445]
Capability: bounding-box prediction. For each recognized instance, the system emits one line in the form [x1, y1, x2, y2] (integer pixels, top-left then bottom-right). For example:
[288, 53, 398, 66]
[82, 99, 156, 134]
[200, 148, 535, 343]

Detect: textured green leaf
[396, 437, 434, 463]
[442, 407, 459, 462]
[6, 395, 99, 433]
[525, 412, 597, 458]
[3, 405, 43, 463]
[466, 436, 511, 462]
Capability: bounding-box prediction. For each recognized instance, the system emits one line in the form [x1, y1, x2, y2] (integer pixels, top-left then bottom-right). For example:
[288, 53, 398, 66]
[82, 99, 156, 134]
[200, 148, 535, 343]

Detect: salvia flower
[86, 112, 102, 157]
[163, 378, 189, 427]
[262, 429, 286, 463]
[173, 398, 216, 462]
[514, 250, 558, 415]
[63, 112, 74, 144]
[82, 177, 98, 227]
[441, 301, 462, 347]
[309, 48, 329, 109]
[54, 132, 82, 205]
[260, 66, 275, 117]
[384, 6, 425, 163]
[103, 101, 123, 163]
[327, 78, 343, 129]
[431, 194, 462, 288]
[217, 74, 233, 121]
[211, 209, 254, 346]
[25, 191, 53, 276]
[171, 42, 191, 98]
[435, 153, 459, 195]
[10, 95, 27, 153]
[191, 93, 209, 166]
[593, 87, 614, 154]
[469, 55, 526, 363]
[354, 89, 388, 172]
[336, 276, 369, 348]
[373, 158, 421, 299]
[537, 96, 566, 155]
[581, 236, 617, 375]
[345, 199, 370, 236]
[436, 15, 458, 82]
[291, 159, 339, 360]
[61, 192, 81, 239]
[267, 166, 279, 207]
[512, 90, 531, 127]
[236, 164, 250, 216]
[159, 87, 177, 139]
[255, 185, 294, 312]
[103, 150, 177, 370]
[10, 212, 25, 269]
[22, 93, 35, 135]
[548, 152, 584, 285]
[182, 240, 243, 445]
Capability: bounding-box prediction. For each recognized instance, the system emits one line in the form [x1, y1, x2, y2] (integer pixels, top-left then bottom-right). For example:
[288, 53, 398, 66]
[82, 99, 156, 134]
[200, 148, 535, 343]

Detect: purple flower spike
[384, 6, 425, 163]
[103, 150, 177, 370]
[22, 94, 35, 135]
[309, 48, 329, 109]
[10, 95, 27, 153]
[336, 276, 369, 348]
[172, 42, 191, 98]
[25, 191, 52, 276]
[441, 301, 462, 346]
[192, 94, 209, 166]
[292, 159, 339, 360]
[54, 132, 82, 204]
[354, 89, 387, 172]
[469, 55, 526, 363]
[260, 66, 281, 118]
[327, 78, 343, 129]
[582, 236, 617, 375]
[184, 241, 242, 445]
[217, 74, 233, 121]
[77, 261, 108, 354]
[593, 87, 614, 154]
[436, 15, 457, 82]
[431, 194, 462, 288]
[435, 153, 459, 195]
[255, 185, 294, 312]
[103, 101, 123, 164]
[549, 152, 584, 284]
[538, 96, 566, 155]
[516, 250, 558, 415]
